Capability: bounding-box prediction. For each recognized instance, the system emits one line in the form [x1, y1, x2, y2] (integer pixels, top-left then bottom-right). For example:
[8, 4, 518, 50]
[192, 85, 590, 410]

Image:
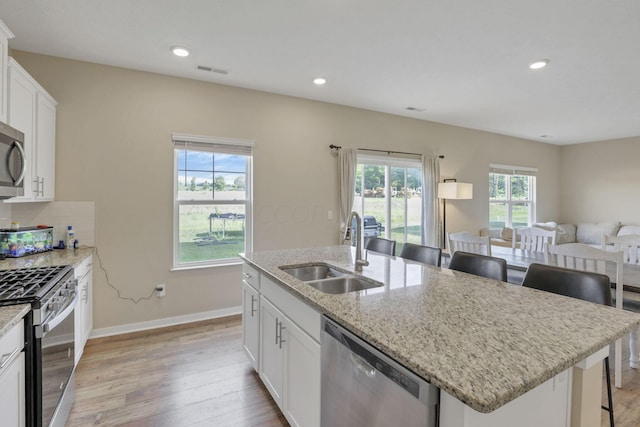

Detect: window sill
[170, 259, 243, 272]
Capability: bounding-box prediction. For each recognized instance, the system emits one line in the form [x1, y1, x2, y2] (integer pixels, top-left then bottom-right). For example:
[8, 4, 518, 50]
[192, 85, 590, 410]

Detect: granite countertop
[0, 304, 30, 338]
[0, 247, 93, 271]
[241, 245, 640, 413]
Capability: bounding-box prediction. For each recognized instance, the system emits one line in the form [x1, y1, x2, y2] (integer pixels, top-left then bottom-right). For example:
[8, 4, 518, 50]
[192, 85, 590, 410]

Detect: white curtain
[421, 155, 440, 247]
[338, 148, 357, 243]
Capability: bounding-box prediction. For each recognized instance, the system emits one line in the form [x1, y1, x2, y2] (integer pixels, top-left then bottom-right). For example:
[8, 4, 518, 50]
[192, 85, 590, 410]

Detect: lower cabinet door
[0, 352, 26, 427]
[242, 281, 260, 370]
[259, 298, 284, 406]
[283, 318, 321, 427]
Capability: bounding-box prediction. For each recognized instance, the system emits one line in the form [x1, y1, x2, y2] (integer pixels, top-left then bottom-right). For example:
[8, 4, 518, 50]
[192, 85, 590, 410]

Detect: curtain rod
[329, 144, 444, 159]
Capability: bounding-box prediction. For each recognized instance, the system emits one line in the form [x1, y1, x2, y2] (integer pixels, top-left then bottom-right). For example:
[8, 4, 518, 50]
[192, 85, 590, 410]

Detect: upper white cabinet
[0, 20, 13, 123]
[6, 57, 56, 202]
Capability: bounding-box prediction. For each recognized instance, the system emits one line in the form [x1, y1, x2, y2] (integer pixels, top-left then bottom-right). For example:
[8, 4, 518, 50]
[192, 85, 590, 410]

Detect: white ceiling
[1, 0, 639, 145]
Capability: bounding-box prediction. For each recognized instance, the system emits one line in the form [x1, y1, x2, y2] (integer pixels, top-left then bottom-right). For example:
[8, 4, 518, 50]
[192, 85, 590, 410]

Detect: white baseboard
[89, 306, 242, 339]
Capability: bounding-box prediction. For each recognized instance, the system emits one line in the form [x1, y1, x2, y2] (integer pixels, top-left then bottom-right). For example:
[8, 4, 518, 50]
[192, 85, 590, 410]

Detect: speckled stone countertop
[0, 304, 30, 338]
[0, 247, 93, 271]
[241, 246, 640, 413]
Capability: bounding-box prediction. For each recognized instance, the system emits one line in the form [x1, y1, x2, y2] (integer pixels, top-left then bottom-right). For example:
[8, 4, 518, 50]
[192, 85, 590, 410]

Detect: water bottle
[67, 226, 75, 249]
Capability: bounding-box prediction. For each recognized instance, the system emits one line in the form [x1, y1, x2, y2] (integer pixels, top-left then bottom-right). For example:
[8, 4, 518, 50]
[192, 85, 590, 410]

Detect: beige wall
[559, 137, 640, 224]
[11, 51, 561, 330]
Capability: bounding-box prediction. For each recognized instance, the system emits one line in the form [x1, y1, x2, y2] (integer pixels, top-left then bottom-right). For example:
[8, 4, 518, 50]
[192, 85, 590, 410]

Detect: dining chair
[512, 226, 557, 252]
[545, 243, 625, 389]
[447, 232, 492, 256]
[602, 234, 640, 371]
[364, 237, 396, 256]
[399, 243, 442, 267]
[522, 263, 615, 426]
[448, 251, 507, 282]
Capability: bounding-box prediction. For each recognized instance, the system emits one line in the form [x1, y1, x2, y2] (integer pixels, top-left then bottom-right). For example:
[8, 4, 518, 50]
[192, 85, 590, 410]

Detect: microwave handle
[8, 141, 26, 186]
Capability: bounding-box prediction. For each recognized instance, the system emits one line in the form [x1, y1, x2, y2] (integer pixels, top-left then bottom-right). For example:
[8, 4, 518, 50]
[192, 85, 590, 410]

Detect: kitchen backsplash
[7, 201, 96, 247]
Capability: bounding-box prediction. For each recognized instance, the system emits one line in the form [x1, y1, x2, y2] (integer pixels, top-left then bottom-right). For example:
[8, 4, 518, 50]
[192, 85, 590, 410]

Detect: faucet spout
[349, 211, 369, 272]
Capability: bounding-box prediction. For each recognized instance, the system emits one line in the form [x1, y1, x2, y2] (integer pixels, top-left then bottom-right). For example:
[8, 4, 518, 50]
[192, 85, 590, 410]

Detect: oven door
[37, 289, 78, 427]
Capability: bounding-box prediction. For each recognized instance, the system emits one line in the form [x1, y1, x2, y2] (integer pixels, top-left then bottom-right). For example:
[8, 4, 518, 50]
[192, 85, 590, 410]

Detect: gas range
[0, 265, 77, 427]
[0, 265, 76, 325]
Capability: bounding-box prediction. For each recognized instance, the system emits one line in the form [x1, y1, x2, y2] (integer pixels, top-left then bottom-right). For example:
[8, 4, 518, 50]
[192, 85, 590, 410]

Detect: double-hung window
[353, 154, 423, 253]
[488, 164, 536, 229]
[173, 134, 253, 269]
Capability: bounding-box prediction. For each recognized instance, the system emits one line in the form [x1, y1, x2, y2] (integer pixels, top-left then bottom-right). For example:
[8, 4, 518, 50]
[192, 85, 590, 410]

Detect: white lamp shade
[438, 182, 473, 200]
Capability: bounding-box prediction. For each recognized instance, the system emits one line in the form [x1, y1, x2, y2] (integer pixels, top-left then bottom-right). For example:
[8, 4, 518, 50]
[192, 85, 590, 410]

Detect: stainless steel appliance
[0, 265, 77, 427]
[0, 120, 26, 199]
[321, 317, 439, 427]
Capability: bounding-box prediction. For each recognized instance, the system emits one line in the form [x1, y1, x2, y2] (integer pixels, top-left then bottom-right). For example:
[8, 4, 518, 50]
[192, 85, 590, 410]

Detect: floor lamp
[438, 180, 473, 249]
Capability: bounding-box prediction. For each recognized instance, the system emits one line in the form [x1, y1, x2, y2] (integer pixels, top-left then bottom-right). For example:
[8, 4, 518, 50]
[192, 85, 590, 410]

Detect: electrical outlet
[156, 284, 166, 297]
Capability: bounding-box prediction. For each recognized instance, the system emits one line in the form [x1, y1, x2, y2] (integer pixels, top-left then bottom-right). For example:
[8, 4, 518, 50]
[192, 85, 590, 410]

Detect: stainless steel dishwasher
[321, 317, 439, 427]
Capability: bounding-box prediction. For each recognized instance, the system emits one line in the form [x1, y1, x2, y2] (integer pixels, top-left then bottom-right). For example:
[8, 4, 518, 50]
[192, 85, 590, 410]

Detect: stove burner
[0, 266, 70, 302]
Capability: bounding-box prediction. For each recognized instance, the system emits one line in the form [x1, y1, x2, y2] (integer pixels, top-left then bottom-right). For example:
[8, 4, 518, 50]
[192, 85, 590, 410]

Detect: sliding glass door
[353, 155, 422, 253]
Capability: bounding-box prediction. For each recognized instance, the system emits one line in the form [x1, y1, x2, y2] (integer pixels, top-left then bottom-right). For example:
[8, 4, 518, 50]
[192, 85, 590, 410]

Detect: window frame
[172, 133, 254, 270]
[488, 164, 537, 229]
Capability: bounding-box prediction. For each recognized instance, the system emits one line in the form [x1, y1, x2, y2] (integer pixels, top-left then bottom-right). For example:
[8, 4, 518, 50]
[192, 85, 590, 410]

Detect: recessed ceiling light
[313, 77, 327, 85]
[529, 59, 549, 70]
[171, 46, 190, 57]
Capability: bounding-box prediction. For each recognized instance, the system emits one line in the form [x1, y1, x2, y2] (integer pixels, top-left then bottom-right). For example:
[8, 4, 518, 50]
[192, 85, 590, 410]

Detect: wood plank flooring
[66, 316, 287, 426]
[67, 315, 640, 426]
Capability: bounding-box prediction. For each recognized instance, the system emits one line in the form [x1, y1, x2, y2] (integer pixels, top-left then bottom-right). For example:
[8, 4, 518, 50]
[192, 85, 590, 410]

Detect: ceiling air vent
[196, 65, 229, 75]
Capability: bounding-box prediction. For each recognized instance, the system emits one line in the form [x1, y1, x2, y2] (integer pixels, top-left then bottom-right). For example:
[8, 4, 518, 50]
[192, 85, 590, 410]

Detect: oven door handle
[42, 289, 78, 335]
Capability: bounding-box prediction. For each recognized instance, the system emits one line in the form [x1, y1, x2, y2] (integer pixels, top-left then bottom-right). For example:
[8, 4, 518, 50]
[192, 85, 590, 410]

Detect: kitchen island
[241, 246, 640, 426]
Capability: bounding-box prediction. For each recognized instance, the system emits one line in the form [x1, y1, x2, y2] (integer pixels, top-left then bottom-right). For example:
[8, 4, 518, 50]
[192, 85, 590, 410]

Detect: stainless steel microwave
[0, 121, 26, 199]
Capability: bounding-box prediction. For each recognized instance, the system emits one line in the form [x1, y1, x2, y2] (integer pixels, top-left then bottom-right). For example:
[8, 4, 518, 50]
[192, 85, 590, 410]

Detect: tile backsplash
[8, 201, 95, 247]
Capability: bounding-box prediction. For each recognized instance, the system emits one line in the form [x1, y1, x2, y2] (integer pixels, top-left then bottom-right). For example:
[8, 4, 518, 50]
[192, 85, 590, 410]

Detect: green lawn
[489, 203, 530, 229]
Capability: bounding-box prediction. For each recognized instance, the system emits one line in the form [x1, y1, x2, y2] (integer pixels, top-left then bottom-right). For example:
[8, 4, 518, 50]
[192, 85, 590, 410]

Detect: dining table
[488, 245, 640, 291]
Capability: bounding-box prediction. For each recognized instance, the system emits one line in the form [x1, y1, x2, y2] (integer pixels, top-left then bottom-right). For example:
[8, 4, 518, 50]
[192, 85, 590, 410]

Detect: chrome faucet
[349, 212, 369, 272]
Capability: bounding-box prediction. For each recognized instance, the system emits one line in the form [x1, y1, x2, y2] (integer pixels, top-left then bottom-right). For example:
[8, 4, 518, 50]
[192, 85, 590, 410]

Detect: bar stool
[522, 263, 615, 427]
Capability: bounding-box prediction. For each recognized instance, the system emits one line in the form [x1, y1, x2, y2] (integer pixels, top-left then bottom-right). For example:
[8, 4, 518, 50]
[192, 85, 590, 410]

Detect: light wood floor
[66, 315, 287, 426]
[66, 315, 640, 426]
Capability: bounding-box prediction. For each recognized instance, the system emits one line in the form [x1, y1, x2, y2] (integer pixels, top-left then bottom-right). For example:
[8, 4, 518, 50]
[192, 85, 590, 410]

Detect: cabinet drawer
[242, 263, 260, 290]
[261, 275, 321, 343]
[0, 321, 24, 371]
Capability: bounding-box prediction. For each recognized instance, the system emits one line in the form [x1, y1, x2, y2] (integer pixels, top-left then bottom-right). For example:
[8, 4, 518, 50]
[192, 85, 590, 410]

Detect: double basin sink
[279, 263, 382, 294]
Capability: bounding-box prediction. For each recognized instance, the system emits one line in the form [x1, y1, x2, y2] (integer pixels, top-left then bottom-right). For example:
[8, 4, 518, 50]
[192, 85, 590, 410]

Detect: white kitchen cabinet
[6, 57, 57, 202]
[255, 272, 321, 427]
[259, 297, 285, 405]
[283, 316, 321, 427]
[242, 281, 260, 371]
[0, 20, 13, 123]
[73, 255, 93, 365]
[0, 319, 26, 427]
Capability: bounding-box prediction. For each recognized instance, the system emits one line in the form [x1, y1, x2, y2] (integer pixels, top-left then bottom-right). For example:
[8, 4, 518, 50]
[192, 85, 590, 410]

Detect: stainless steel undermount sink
[305, 276, 381, 294]
[279, 264, 346, 281]
[279, 263, 382, 294]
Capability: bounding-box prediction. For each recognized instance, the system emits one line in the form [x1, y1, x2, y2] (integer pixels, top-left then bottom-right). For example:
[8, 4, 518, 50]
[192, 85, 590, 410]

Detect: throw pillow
[500, 227, 513, 241]
[576, 222, 621, 244]
[556, 224, 576, 244]
[533, 221, 558, 231]
[618, 225, 640, 236]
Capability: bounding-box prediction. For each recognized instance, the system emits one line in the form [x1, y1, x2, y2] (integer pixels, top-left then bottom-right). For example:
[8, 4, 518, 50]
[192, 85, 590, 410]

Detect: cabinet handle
[242, 272, 252, 279]
[39, 177, 44, 197]
[275, 318, 280, 344]
[0, 347, 20, 369]
[279, 322, 287, 349]
[250, 295, 257, 316]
